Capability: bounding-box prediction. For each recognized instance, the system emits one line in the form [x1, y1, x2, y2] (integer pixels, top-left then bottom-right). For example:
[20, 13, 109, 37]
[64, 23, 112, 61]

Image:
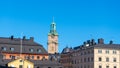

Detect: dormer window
[1, 47, 6, 51]
[29, 48, 34, 52]
[10, 48, 14, 51]
[37, 49, 41, 53]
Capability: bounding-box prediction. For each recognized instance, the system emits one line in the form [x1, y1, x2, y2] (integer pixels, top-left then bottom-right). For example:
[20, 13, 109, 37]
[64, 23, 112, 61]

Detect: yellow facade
[8, 58, 34, 68]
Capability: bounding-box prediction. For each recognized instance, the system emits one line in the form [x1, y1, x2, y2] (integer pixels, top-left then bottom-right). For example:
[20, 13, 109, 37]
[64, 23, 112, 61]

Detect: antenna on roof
[20, 32, 23, 58]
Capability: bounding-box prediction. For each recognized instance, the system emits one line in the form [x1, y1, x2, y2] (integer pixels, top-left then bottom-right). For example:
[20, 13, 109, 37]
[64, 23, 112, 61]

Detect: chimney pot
[30, 37, 34, 41]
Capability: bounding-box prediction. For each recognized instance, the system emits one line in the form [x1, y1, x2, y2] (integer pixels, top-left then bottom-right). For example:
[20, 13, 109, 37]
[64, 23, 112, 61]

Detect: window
[99, 57, 102, 61]
[91, 57, 93, 62]
[81, 58, 83, 62]
[20, 60, 23, 62]
[88, 65, 90, 68]
[1, 47, 6, 51]
[91, 50, 94, 53]
[10, 48, 14, 51]
[42, 56, 46, 60]
[106, 50, 109, 54]
[113, 50, 117, 54]
[37, 56, 40, 59]
[88, 51, 90, 54]
[88, 58, 90, 62]
[74, 60, 76, 64]
[106, 66, 109, 68]
[84, 65, 86, 68]
[25, 56, 30, 59]
[81, 65, 83, 68]
[99, 65, 102, 68]
[37, 49, 41, 53]
[19, 65, 23, 68]
[29, 48, 34, 52]
[81, 52, 83, 55]
[27, 65, 31, 68]
[31, 56, 34, 59]
[10, 55, 15, 59]
[114, 66, 117, 68]
[2, 55, 6, 59]
[84, 52, 86, 55]
[113, 58, 116, 62]
[84, 58, 86, 62]
[106, 57, 109, 62]
[37, 67, 39, 68]
[98, 50, 102, 53]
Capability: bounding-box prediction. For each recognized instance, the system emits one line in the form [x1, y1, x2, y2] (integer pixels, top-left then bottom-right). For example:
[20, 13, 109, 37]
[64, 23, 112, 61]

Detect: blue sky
[0, 0, 120, 52]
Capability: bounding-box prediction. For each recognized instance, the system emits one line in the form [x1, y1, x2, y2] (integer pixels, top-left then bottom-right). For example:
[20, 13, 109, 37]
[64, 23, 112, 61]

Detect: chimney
[30, 37, 34, 42]
[10, 35, 14, 40]
[23, 36, 26, 40]
[109, 40, 113, 44]
[91, 39, 95, 45]
[87, 40, 90, 45]
[83, 42, 86, 45]
[98, 38, 104, 44]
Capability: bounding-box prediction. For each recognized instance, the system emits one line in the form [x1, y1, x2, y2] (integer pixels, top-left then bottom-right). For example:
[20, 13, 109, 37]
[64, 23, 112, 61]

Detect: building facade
[8, 58, 34, 68]
[60, 38, 120, 68]
[0, 36, 63, 68]
[48, 20, 58, 54]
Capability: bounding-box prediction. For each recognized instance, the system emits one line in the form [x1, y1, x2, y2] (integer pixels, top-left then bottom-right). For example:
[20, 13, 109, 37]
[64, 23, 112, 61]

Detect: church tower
[47, 18, 58, 54]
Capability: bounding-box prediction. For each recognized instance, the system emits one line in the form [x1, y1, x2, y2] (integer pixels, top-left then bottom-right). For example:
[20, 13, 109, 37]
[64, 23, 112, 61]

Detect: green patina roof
[48, 32, 58, 36]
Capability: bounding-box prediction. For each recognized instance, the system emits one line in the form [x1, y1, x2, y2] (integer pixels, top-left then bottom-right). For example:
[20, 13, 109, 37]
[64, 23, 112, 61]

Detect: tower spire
[49, 17, 58, 35]
[48, 17, 59, 54]
[53, 16, 54, 23]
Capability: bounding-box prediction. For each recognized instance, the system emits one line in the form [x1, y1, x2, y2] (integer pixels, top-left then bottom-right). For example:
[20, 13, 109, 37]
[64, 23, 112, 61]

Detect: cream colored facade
[8, 58, 34, 68]
[94, 48, 119, 68]
[61, 44, 120, 68]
